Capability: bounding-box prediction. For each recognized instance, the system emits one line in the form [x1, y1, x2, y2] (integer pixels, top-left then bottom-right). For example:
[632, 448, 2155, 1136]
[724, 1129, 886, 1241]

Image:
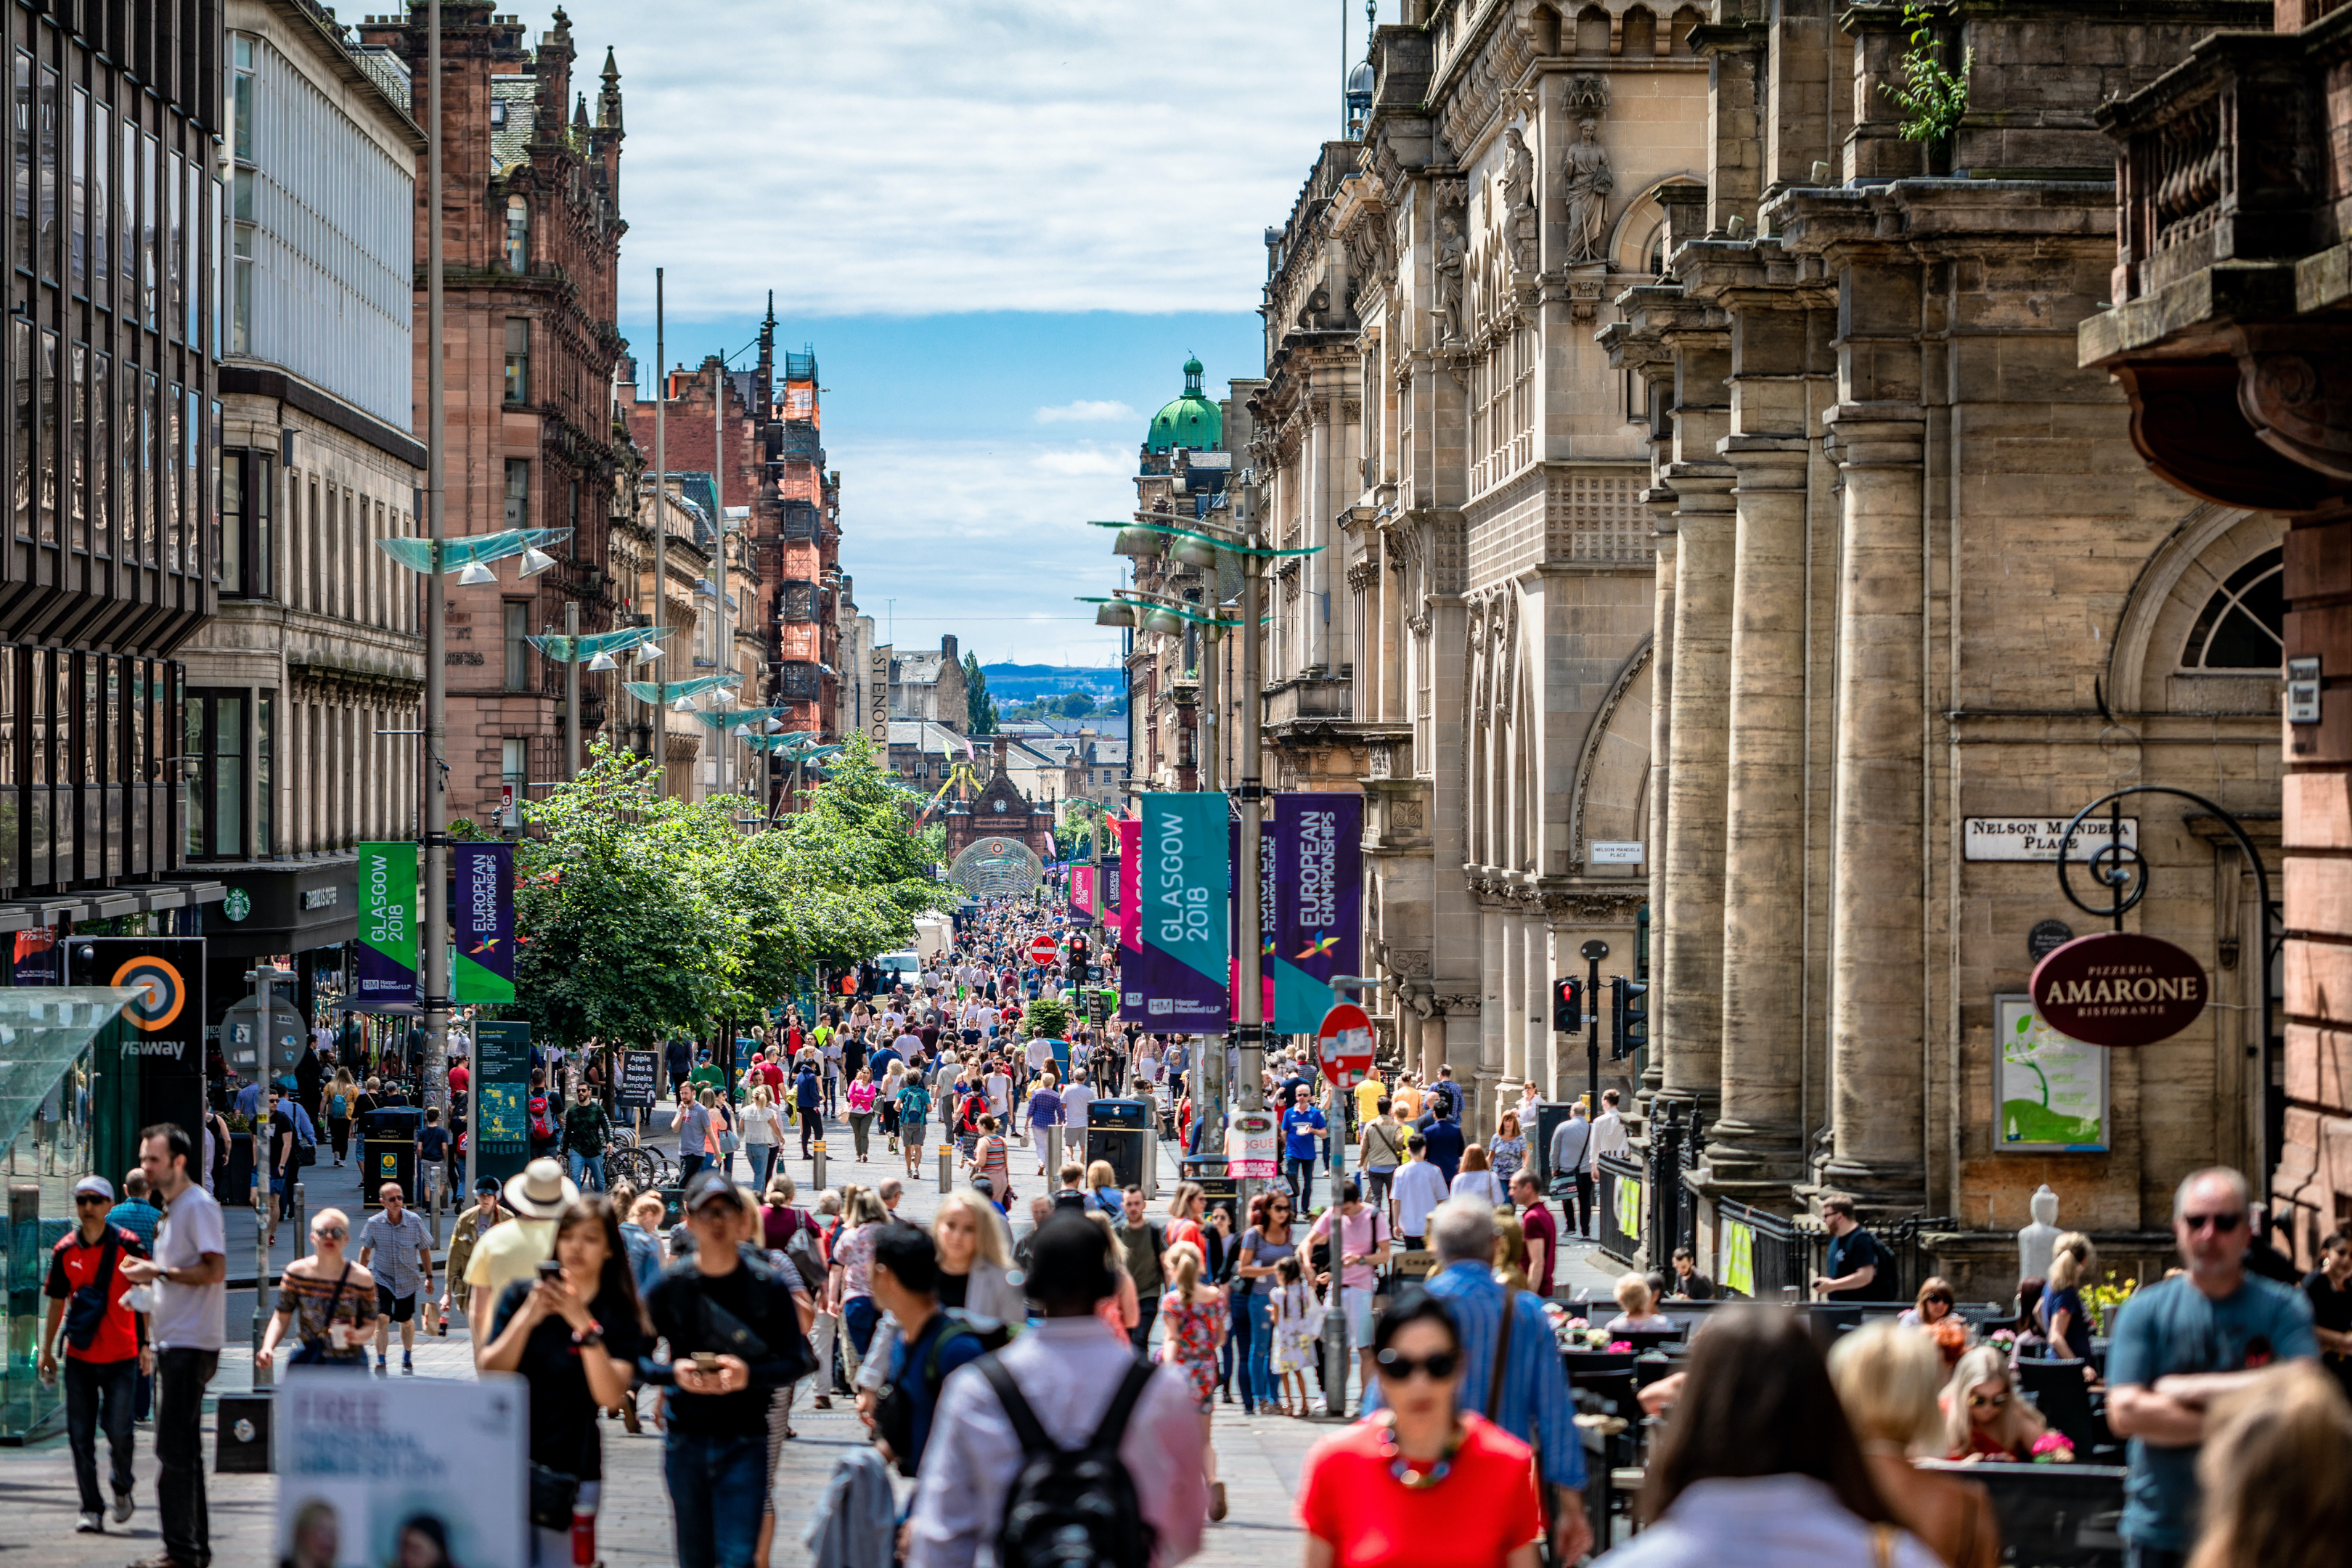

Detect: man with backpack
[907, 1212, 1205, 1568]
[863, 1223, 989, 1475]
[38, 1175, 147, 1534]
[526, 1069, 560, 1161]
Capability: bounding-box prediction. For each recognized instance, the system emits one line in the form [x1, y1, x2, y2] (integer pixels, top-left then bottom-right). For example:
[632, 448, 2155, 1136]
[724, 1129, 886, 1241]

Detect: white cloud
[1034, 400, 1138, 425]
[550, 0, 1344, 320]
[1030, 445, 1135, 477]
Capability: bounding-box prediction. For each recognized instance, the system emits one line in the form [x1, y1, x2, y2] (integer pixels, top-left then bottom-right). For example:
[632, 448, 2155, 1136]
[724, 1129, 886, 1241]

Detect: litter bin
[360, 1105, 421, 1208]
[1085, 1098, 1155, 1195]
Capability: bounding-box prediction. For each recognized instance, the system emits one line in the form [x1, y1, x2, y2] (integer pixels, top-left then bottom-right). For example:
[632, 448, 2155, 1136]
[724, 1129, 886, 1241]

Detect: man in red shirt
[40, 1174, 148, 1534]
[447, 1055, 470, 1095]
[1513, 1169, 1559, 1299]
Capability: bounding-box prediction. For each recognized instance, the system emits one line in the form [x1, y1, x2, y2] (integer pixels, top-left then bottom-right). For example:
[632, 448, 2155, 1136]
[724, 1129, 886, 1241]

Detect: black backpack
[981, 1355, 1156, 1568]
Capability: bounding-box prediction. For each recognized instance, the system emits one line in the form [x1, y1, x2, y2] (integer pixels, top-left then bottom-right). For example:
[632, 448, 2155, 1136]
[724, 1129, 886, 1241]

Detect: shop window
[504, 317, 529, 404]
[504, 195, 528, 273]
[504, 601, 528, 690]
[503, 458, 528, 530]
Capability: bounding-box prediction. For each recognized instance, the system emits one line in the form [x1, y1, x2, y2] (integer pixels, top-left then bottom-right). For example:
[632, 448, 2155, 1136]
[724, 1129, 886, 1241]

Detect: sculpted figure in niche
[1433, 213, 1465, 343]
[1561, 117, 1614, 265]
[1503, 126, 1538, 281]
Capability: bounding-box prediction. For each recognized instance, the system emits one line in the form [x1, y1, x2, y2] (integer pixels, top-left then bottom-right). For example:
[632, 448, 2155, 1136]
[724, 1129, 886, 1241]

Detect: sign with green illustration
[473, 1018, 534, 1186]
[1996, 994, 2108, 1151]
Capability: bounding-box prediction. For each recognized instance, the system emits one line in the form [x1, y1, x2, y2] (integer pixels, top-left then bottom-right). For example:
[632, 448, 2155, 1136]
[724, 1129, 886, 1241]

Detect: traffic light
[1552, 976, 1582, 1032]
[1612, 976, 1650, 1059]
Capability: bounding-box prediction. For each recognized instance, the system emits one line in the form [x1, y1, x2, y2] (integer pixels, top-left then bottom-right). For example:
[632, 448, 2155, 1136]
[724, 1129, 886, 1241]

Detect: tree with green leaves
[964, 653, 1000, 734]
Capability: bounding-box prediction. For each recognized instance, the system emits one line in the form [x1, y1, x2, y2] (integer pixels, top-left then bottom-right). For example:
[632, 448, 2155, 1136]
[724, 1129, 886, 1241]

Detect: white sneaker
[75, 1513, 102, 1534]
[111, 1490, 134, 1524]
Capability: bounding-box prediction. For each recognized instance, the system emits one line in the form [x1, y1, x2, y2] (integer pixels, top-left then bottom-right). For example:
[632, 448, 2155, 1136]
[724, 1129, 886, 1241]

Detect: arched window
[2181, 546, 2284, 669]
[504, 195, 528, 273]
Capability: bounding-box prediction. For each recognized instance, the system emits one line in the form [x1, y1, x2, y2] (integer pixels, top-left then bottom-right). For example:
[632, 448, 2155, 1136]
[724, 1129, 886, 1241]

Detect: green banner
[354, 841, 419, 1006]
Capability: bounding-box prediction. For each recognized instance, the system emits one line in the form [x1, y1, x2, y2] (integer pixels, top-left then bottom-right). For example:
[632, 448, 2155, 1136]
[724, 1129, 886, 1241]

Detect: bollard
[812, 1140, 827, 1192]
[938, 1140, 952, 1194]
[252, 1186, 272, 1388]
[1045, 1124, 1063, 1184]
[428, 1171, 443, 1249]
[291, 1182, 306, 1260]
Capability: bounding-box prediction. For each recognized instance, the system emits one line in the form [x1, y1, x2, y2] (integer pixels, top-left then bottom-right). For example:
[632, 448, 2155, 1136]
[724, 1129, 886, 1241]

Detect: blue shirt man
[1418, 1114, 1466, 1185]
[107, 1191, 160, 1252]
[795, 1068, 823, 1112]
[1281, 1087, 1328, 1212]
[2107, 1168, 2319, 1557]
[232, 1079, 263, 1116]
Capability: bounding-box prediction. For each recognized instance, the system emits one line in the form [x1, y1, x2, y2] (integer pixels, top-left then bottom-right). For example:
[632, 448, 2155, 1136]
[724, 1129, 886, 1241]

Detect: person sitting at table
[1898, 1277, 1957, 1328]
[1829, 1321, 2002, 1568]
[1605, 1272, 1675, 1334]
[1939, 1344, 2046, 1461]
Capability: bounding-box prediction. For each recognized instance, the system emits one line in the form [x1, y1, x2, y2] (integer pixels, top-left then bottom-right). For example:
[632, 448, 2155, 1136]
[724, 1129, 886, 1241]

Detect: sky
[539, 0, 1373, 664]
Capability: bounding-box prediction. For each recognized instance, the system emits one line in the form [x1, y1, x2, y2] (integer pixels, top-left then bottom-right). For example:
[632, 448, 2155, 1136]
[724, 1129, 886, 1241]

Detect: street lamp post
[652, 269, 668, 795]
[424, 0, 450, 1125]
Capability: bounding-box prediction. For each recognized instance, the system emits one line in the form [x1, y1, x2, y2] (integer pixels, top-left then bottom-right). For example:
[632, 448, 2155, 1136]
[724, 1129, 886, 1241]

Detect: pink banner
[1117, 816, 1144, 1023]
[1071, 865, 1097, 922]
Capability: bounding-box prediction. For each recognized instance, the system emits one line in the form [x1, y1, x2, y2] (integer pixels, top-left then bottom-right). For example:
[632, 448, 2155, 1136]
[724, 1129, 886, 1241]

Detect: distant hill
[981, 663, 1125, 701]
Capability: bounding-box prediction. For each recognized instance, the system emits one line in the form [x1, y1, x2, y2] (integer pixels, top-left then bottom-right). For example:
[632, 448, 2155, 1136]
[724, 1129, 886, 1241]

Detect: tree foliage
[508, 735, 932, 1050]
[964, 653, 1000, 734]
[1883, 4, 1970, 144]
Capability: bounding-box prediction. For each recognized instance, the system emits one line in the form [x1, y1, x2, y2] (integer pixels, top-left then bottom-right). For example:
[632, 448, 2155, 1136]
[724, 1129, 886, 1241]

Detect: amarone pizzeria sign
[2029, 931, 2208, 1048]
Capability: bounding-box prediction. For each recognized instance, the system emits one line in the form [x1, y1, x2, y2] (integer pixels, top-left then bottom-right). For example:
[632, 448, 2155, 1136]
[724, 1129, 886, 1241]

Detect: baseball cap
[74, 1175, 115, 1201]
[684, 1168, 744, 1214]
[473, 1175, 502, 1196]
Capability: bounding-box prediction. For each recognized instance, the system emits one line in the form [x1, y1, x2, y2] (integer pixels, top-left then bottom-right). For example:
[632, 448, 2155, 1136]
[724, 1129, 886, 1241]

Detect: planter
[225, 1133, 255, 1201]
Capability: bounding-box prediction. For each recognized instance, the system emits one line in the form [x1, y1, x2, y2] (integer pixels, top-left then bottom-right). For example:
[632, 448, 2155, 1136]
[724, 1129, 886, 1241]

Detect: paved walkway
[12, 1111, 1620, 1567]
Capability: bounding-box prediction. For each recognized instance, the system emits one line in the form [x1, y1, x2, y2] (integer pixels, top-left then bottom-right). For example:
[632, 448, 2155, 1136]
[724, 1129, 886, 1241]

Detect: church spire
[596, 46, 623, 134]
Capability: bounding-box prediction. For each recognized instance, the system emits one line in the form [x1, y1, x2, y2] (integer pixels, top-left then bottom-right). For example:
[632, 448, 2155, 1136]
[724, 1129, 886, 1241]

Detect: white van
[875, 950, 921, 984]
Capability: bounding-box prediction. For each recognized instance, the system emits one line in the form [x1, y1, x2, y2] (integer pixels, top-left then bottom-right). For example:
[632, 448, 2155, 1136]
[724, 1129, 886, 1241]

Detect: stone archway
[945, 835, 1048, 897]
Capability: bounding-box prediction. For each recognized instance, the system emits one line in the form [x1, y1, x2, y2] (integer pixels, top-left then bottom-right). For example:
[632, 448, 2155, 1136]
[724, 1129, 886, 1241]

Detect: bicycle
[603, 1126, 677, 1191]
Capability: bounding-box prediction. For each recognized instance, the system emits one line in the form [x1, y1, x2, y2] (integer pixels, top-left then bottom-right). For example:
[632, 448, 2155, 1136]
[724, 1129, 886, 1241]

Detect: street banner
[1135, 793, 1229, 1034]
[1071, 865, 1098, 923]
[276, 1371, 528, 1568]
[1273, 794, 1363, 1034]
[1117, 816, 1147, 1022]
[354, 841, 419, 1008]
[473, 1019, 532, 1188]
[616, 1049, 659, 1109]
[452, 841, 516, 1003]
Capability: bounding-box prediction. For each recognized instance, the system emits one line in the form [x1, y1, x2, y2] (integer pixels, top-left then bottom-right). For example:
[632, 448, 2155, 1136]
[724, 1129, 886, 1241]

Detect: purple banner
[1273, 793, 1363, 1033]
[453, 841, 516, 1003]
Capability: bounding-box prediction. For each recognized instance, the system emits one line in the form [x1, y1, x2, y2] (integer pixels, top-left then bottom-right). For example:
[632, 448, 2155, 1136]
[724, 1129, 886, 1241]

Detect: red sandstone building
[356, 4, 628, 824]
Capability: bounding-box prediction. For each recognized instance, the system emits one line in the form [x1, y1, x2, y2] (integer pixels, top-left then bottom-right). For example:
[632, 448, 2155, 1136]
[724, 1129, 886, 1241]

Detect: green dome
[1145, 356, 1223, 454]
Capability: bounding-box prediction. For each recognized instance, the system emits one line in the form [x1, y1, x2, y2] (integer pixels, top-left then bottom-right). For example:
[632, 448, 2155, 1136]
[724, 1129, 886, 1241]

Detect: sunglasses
[74, 1193, 110, 1204]
[2182, 1212, 2245, 1233]
[1968, 1391, 2010, 1410]
[1376, 1348, 1459, 1381]
[314, 1225, 348, 1241]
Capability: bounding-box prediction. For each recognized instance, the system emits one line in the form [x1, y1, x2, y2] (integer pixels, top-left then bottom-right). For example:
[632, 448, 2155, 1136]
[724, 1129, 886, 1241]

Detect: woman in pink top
[844, 1069, 878, 1162]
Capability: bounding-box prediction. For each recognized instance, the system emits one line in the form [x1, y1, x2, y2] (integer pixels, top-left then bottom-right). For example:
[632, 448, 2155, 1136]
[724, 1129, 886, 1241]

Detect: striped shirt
[1369, 1259, 1585, 1490]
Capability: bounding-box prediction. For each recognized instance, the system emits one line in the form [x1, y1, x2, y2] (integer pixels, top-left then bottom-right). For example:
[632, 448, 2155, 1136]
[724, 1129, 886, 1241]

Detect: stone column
[1500, 903, 1527, 1095]
[1479, 899, 1507, 1124]
[1445, 1003, 1485, 1130]
[1822, 404, 1928, 1206]
[1659, 475, 1734, 1118]
[1524, 915, 1550, 1101]
[1643, 523, 1676, 1109]
[1710, 407, 1813, 1188]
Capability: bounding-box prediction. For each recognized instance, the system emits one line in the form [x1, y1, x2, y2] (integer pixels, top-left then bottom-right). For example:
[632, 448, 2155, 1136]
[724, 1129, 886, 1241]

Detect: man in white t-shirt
[1390, 1132, 1451, 1249]
[1589, 1087, 1630, 1161]
[984, 1064, 1013, 1121]
[1060, 1079, 1094, 1134]
[1024, 1034, 1056, 1077]
[120, 1122, 226, 1568]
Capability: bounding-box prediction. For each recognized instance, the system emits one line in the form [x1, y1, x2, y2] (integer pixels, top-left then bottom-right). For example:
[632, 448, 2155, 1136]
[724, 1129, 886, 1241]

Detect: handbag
[528, 1463, 581, 1532]
[288, 1264, 355, 1365]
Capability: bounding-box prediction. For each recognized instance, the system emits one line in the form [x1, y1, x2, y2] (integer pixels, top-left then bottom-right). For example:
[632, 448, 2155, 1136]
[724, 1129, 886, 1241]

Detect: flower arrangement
[2030, 1431, 2075, 1464]
[1606, 1339, 1634, 1354]
[1985, 1328, 2017, 1350]
[2084, 1270, 2139, 1336]
[1930, 1318, 1968, 1365]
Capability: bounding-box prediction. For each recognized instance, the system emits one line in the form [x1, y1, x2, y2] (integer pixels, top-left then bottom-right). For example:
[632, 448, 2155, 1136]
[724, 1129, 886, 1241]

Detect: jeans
[748, 1144, 777, 1191]
[1286, 1156, 1317, 1212]
[1365, 1168, 1395, 1209]
[842, 1295, 881, 1361]
[1565, 1170, 1593, 1237]
[155, 1347, 219, 1567]
[1244, 1291, 1277, 1409]
[662, 1429, 767, 1568]
[65, 1355, 136, 1513]
[848, 1113, 873, 1160]
[1130, 1294, 1159, 1354]
[1220, 1291, 1247, 1407]
[567, 1151, 606, 1192]
[799, 1107, 822, 1157]
[677, 1153, 706, 1189]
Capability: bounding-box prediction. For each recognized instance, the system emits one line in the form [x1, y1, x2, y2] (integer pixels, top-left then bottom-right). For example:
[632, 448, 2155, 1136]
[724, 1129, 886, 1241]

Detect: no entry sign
[1316, 1001, 1375, 1085]
[1028, 934, 1058, 965]
[2030, 930, 2208, 1048]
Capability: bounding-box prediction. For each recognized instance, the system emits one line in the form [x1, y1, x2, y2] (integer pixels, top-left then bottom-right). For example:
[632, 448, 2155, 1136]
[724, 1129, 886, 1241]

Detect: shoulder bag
[62, 1230, 124, 1352]
[288, 1264, 356, 1365]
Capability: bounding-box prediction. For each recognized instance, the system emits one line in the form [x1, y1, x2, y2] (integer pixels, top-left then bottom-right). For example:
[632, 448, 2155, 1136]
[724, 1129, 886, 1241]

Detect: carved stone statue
[1561, 117, 1614, 266]
[1433, 213, 1465, 342]
[1503, 127, 1538, 280]
[2017, 1184, 2061, 1283]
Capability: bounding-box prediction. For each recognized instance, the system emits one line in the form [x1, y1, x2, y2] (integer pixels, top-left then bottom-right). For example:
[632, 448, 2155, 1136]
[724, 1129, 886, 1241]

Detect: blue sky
[540, 0, 1373, 662]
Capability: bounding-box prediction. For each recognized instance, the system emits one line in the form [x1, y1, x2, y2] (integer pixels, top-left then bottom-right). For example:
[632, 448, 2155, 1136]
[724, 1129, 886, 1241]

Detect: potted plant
[224, 1112, 256, 1199]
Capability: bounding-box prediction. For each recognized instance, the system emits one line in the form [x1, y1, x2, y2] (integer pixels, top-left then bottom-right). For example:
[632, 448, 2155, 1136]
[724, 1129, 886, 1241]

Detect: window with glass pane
[39, 66, 57, 282]
[505, 602, 528, 690]
[38, 330, 56, 544]
[505, 195, 527, 272]
[13, 319, 29, 540]
[142, 369, 158, 563]
[256, 693, 272, 856]
[504, 459, 528, 530]
[90, 108, 105, 283]
[91, 353, 107, 556]
[166, 384, 181, 572]
[70, 86, 84, 291]
[183, 690, 246, 860]
[142, 134, 156, 329]
[504, 317, 528, 404]
[13, 54, 28, 274]
[502, 737, 526, 789]
[0, 646, 16, 892]
[218, 449, 241, 592]
[233, 38, 253, 160]
[230, 163, 253, 354]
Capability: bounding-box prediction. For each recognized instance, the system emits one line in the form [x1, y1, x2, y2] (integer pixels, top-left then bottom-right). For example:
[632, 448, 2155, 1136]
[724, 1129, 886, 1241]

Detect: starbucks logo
[222, 889, 251, 923]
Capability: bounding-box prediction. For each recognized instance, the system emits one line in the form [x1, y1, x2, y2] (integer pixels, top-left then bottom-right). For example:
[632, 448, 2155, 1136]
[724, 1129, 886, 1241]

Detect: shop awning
[0, 988, 143, 1154]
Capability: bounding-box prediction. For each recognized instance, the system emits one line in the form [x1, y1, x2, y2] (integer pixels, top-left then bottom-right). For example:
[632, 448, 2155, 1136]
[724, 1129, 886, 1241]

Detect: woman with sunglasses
[1237, 1190, 1299, 1415]
[1940, 1345, 2046, 1461]
[1297, 1289, 1543, 1568]
[256, 1207, 377, 1368]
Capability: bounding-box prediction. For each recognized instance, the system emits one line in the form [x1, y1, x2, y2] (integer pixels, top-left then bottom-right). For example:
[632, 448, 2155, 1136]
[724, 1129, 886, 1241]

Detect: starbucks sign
[222, 888, 251, 923]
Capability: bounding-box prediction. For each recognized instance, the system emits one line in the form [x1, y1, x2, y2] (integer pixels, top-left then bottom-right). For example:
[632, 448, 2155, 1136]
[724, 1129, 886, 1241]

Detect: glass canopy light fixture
[636, 643, 663, 665]
[1172, 537, 1220, 569]
[586, 650, 618, 671]
[672, 694, 698, 714]
[1095, 603, 1138, 629]
[1143, 608, 1186, 634]
[1113, 527, 1167, 559]
[456, 560, 498, 586]
[518, 546, 558, 578]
